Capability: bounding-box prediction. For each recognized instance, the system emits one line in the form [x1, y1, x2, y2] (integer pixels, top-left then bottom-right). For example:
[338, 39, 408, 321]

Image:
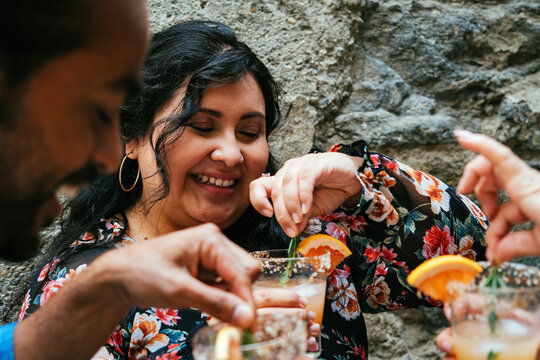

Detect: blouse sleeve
[19, 247, 104, 321]
[311, 141, 488, 314]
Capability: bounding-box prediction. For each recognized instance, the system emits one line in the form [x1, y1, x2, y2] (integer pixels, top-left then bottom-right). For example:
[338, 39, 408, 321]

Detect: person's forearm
[13, 257, 130, 360]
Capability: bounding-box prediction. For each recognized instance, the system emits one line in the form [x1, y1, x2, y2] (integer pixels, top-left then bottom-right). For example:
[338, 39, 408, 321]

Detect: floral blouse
[20, 149, 487, 360]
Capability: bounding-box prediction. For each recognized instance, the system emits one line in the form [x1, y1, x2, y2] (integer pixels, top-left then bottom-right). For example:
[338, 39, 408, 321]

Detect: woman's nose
[210, 144, 244, 167]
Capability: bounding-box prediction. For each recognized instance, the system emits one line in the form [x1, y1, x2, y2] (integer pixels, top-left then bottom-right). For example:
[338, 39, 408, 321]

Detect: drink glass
[251, 249, 330, 358]
[191, 312, 307, 360]
[450, 285, 540, 360]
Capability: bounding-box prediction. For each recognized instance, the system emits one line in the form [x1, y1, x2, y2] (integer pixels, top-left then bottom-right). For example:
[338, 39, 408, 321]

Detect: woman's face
[133, 73, 269, 233]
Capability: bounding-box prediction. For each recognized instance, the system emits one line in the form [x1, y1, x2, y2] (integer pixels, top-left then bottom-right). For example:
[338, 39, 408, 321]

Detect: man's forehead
[107, 75, 142, 98]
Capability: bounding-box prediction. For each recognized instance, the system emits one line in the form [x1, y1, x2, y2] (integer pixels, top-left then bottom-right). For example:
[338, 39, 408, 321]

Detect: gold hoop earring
[119, 155, 140, 192]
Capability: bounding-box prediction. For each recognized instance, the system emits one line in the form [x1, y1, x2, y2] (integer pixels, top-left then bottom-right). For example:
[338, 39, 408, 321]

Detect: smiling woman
[19, 20, 488, 360]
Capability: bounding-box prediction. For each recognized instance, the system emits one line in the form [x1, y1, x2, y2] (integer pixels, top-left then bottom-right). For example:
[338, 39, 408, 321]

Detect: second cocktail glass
[450, 262, 540, 360]
[251, 249, 330, 358]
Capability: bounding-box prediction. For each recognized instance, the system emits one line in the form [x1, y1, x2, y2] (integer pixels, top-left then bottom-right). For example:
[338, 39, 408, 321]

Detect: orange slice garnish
[407, 255, 483, 302]
[297, 234, 352, 274]
[214, 326, 242, 360]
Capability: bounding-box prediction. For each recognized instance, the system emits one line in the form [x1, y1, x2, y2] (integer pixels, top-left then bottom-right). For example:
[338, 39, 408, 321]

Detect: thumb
[176, 274, 255, 328]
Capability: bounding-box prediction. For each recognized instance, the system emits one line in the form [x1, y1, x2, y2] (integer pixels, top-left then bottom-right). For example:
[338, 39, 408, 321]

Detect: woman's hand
[250, 152, 363, 237]
[208, 287, 319, 345]
[455, 130, 540, 263]
[252, 288, 320, 343]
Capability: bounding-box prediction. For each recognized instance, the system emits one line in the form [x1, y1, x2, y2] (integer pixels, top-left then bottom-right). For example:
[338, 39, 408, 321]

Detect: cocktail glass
[191, 312, 308, 360]
[450, 281, 540, 359]
[251, 249, 330, 358]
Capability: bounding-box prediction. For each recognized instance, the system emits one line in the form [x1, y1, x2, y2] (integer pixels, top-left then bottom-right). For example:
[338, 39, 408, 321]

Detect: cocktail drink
[450, 286, 540, 360]
[253, 277, 327, 325]
[191, 312, 307, 360]
[251, 249, 330, 357]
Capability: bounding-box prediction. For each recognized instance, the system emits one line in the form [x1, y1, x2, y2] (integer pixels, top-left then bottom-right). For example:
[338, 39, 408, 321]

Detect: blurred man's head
[0, 0, 149, 261]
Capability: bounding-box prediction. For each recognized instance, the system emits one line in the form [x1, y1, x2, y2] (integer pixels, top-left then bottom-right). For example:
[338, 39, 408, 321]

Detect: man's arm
[14, 223, 260, 359]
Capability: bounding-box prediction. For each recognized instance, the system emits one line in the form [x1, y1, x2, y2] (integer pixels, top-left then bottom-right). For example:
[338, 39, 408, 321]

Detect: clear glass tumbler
[251, 249, 330, 358]
[191, 312, 308, 360]
[450, 277, 540, 359]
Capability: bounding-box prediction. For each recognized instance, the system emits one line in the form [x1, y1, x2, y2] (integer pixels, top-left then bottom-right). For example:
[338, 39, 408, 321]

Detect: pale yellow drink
[253, 278, 327, 324]
[454, 318, 540, 360]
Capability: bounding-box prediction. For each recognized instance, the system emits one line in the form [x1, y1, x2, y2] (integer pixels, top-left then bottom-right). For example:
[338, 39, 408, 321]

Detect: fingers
[455, 130, 524, 184]
[191, 224, 260, 325]
[271, 159, 311, 238]
[249, 177, 275, 218]
[172, 273, 256, 328]
[457, 155, 493, 195]
[485, 201, 530, 262]
[436, 327, 454, 356]
[253, 288, 306, 309]
[492, 229, 540, 264]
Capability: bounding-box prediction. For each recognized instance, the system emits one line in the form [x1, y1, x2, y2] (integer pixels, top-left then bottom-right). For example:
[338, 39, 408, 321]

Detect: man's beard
[0, 196, 49, 261]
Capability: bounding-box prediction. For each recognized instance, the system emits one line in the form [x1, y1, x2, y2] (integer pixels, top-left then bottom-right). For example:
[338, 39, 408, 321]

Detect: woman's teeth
[196, 175, 235, 188]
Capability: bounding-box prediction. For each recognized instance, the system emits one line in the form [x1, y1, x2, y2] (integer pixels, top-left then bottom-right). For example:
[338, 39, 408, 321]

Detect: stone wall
[1, 1, 538, 359]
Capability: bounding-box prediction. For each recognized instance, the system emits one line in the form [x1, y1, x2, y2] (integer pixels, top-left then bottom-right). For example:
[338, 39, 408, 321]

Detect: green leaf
[241, 328, 256, 346]
[409, 211, 428, 221]
[487, 350, 499, 360]
[279, 236, 300, 285]
[404, 217, 416, 236]
[488, 309, 498, 335]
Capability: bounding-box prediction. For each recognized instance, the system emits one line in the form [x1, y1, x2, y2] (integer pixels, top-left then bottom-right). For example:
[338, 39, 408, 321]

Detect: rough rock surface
[1, 1, 539, 359]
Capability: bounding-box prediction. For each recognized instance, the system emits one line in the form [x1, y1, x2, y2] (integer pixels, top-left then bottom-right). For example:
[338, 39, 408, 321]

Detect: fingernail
[486, 249, 493, 263]
[309, 323, 321, 335]
[440, 339, 452, 353]
[262, 209, 273, 217]
[292, 213, 301, 224]
[301, 203, 307, 214]
[299, 297, 307, 307]
[232, 303, 253, 326]
[308, 311, 316, 321]
[454, 129, 473, 138]
[455, 181, 463, 194]
[286, 227, 297, 238]
[444, 306, 452, 320]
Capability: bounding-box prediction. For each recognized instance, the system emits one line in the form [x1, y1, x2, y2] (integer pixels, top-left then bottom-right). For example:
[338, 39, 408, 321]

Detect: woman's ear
[125, 139, 140, 160]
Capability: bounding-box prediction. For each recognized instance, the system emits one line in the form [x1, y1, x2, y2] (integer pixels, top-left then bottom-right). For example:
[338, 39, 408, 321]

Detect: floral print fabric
[20, 151, 487, 359]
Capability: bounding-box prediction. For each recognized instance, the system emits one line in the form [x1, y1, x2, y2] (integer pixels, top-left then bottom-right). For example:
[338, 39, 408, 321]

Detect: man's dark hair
[0, 1, 91, 87]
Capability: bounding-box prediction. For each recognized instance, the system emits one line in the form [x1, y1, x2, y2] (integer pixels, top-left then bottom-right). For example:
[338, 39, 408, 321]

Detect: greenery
[279, 236, 300, 285]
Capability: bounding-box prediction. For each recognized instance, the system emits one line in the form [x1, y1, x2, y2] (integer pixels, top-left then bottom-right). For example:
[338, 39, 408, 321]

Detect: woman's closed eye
[238, 124, 262, 139]
[187, 121, 213, 133]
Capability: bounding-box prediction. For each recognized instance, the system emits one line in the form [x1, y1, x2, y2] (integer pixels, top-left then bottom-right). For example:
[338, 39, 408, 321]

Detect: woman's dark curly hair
[48, 20, 289, 261]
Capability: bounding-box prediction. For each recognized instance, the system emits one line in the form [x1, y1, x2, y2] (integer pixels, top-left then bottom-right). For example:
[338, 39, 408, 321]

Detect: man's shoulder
[0, 322, 15, 360]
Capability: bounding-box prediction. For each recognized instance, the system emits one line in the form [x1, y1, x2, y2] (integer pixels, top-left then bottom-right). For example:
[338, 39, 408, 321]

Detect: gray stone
[1, 1, 539, 358]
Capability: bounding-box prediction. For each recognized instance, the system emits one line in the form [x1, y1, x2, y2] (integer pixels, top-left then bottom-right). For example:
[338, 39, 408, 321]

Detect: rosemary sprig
[241, 328, 255, 345]
[279, 235, 300, 285]
[241, 329, 255, 359]
[482, 264, 506, 337]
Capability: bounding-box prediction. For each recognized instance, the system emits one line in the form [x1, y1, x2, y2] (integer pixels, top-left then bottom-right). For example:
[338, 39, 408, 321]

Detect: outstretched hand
[250, 152, 363, 237]
[96, 223, 260, 328]
[455, 130, 540, 263]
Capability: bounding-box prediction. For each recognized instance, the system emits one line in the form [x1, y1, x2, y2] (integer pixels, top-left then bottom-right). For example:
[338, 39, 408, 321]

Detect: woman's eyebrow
[198, 108, 265, 120]
[241, 112, 265, 120]
[198, 108, 221, 117]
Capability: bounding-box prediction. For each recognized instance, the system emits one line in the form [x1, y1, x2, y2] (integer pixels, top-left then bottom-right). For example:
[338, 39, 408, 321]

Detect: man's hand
[455, 130, 540, 263]
[14, 223, 260, 360]
[97, 223, 260, 327]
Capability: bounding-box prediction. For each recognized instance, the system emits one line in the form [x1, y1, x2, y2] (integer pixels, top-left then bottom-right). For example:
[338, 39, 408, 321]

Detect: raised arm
[454, 130, 540, 263]
[14, 223, 259, 360]
[250, 141, 488, 312]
